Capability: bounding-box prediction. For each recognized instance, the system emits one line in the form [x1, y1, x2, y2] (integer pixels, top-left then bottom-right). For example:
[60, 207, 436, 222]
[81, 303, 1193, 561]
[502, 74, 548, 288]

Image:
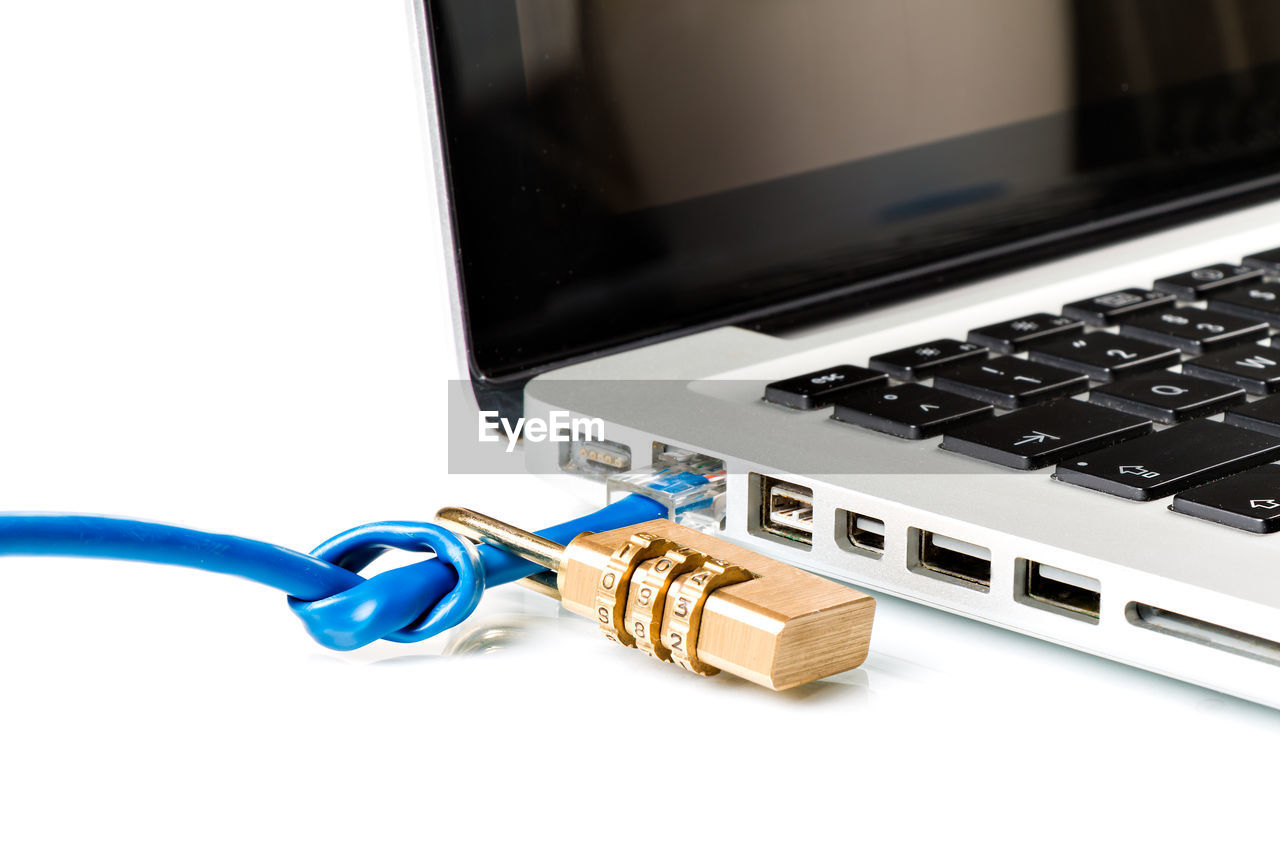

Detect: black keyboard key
[1171, 465, 1280, 533]
[1026, 331, 1180, 382]
[1061, 288, 1175, 326]
[1243, 247, 1280, 274]
[1054, 420, 1280, 501]
[1182, 344, 1280, 395]
[933, 356, 1088, 409]
[940, 399, 1151, 470]
[832, 384, 993, 440]
[1089, 372, 1244, 424]
[1224, 396, 1280, 438]
[868, 339, 987, 380]
[764, 365, 886, 409]
[1118, 306, 1268, 354]
[1206, 280, 1280, 325]
[967, 313, 1083, 353]
[1153, 263, 1266, 299]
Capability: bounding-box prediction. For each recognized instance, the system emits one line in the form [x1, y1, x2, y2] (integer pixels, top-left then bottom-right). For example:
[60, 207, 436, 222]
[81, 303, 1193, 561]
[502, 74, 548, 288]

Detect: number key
[1118, 306, 1268, 354]
[1026, 331, 1180, 381]
[933, 355, 1088, 409]
[1153, 263, 1266, 299]
[1061, 288, 1175, 326]
[868, 338, 987, 380]
[1243, 247, 1280, 274]
[967, 313, 1083, 353]
[1206, 280, 1280, 326]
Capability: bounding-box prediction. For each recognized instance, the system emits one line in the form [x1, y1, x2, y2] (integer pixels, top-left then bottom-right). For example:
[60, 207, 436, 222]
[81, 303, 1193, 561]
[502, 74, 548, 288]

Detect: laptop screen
[425, 0, 1280, 388]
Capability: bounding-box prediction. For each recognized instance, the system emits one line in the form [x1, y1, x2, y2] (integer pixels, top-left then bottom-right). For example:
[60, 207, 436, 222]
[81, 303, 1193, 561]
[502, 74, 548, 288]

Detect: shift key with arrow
[1171, 465, 1280, 533]
[940, 399, 1152, 469]
[1054, 419, 1280, 501]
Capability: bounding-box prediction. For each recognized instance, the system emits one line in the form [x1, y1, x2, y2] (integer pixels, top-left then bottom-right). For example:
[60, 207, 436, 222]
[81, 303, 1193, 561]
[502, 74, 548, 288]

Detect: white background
[1, 3, 1277, 851]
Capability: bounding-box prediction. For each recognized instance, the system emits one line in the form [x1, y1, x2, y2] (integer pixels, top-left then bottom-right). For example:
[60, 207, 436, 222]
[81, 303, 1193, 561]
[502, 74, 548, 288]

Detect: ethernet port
[751, 475, 813, 548]
[1018, 560, 1100, 623]
[909, 529, 990, 591]
[838, 509, 885, 556]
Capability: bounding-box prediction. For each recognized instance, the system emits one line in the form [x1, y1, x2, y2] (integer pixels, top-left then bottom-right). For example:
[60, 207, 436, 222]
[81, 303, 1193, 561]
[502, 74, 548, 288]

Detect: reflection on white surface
[305, 567, 1280, 722]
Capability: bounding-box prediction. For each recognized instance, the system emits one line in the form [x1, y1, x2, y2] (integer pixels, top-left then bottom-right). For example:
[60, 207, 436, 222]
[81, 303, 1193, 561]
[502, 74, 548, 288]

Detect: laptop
[413, 0, 1280, 706]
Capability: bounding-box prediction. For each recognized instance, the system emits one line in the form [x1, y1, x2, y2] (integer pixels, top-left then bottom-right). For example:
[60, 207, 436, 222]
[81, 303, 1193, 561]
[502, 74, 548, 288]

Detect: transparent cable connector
[606, 448, 726, 533]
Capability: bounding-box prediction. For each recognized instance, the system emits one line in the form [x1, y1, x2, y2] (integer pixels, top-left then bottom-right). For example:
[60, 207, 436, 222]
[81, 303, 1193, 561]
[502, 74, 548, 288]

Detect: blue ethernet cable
[0, 494, 667, 650]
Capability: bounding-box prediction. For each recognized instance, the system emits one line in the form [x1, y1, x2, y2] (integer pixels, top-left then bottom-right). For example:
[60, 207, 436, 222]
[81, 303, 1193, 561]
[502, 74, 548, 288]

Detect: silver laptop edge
[523, 200, 1280, 708]
[412, 2, 1280, 706]
[407, 0, 471, 385]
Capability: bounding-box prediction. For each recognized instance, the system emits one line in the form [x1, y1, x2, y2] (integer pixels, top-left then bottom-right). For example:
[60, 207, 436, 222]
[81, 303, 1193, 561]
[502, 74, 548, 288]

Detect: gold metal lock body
[436, 509, 875, 691]
[558, 519, 873, 689]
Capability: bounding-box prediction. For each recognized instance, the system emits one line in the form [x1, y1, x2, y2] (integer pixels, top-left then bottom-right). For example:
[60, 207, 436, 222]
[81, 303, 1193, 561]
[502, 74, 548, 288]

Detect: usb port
[754, 476, 813, 547]
[1019, 560, 1100, 623]
[909, 529, 990, 591]
[839, 509, 885, 556]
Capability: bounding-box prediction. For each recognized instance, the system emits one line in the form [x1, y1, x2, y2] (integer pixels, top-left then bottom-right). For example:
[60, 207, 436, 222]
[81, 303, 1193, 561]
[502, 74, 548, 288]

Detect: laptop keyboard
[1152, 263, 1266, 299]
[1116, 306, 1268, 353]
[1086, 373, 1244, 423]
[1055, 420, 1280, 501]
[866, 338, 987, 379]
[939, 398, 1150, 470]
[762, 249, 1280, 533]
[831, 383, 992, 439]
[1206, 279, 1280, 323]
[966, 313, 1082, 352]
[1025, 330, 1180, 381]
[932, 355, 1089, 409]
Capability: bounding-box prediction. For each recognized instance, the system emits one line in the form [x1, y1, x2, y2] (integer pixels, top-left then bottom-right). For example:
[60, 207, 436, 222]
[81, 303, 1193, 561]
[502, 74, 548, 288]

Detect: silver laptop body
[412, 0, 1280, 706]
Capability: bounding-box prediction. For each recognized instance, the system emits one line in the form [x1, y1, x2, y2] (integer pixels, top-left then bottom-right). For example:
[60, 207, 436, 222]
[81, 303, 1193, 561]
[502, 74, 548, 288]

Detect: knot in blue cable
[0, 496, 667, 652]
[287, 522, 485, 651]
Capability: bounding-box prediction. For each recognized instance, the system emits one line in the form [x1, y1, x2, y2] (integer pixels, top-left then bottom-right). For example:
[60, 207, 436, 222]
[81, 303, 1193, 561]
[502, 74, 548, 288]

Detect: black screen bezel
[423, 0, 1280, 411]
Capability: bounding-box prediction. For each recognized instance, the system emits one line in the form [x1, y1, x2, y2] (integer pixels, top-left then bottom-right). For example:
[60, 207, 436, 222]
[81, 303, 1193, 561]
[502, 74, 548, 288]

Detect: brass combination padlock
[436, 508, 875, 690]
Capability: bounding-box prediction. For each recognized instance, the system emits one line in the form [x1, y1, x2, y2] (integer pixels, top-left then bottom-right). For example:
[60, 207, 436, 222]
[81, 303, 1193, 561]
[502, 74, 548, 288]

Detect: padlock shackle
[435, 506, 566, 571]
